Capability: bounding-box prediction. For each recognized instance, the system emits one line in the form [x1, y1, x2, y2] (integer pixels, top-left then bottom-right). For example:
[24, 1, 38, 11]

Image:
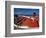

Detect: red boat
[16, 16, 39, 28]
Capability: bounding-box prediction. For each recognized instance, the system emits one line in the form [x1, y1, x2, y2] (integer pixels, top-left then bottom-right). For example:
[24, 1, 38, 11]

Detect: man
[30, 12, 39, 27]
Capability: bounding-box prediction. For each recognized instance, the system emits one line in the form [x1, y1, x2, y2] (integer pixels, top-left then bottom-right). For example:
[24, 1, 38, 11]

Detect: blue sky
[14, 8, 39, 16]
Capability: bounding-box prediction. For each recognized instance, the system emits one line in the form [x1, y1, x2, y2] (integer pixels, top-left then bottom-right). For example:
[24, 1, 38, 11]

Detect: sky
[14, 8, 39, 16]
